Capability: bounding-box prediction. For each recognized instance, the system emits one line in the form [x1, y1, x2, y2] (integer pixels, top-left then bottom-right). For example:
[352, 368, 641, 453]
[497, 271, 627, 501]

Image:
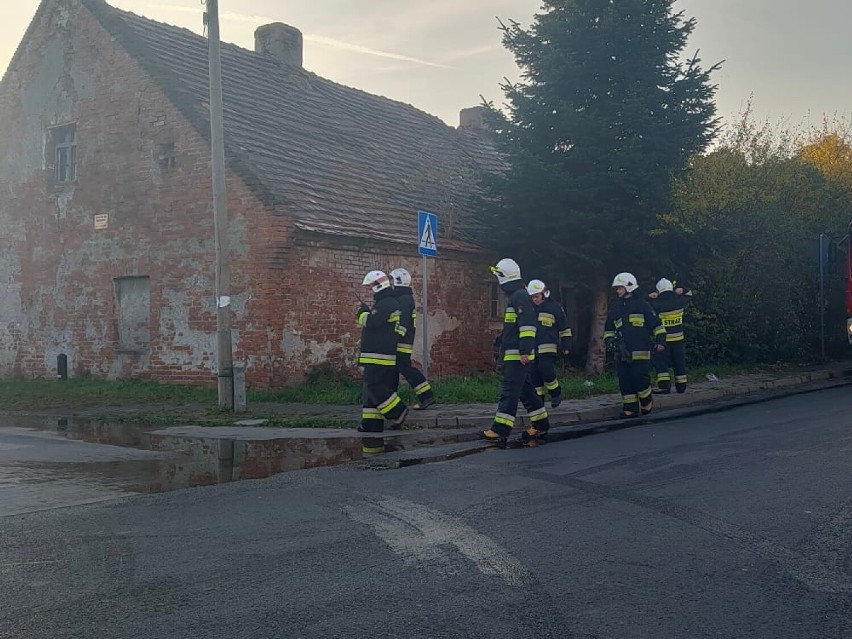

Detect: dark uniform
[531, 297, 572, 407]
[489, 281, 551, 444]
[604, 294, 667, 417]
[393, 286, 435, 407]
[357, 287, 407, 454]
[649, 287, 692, 393]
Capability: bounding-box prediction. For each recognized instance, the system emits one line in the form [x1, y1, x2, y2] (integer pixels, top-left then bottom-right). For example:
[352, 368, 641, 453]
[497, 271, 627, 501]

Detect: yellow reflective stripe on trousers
[415, 382, 431, 394]
[529, 407, 548, 422]
[638, 387, 652, 399]
[494, 412, 515, 427]
[362, 446, 385, 455]
[378, 393, 401, 414]
[362, 409, 384, 420]
[545, 379, 559, 390]
[359, 352, 397, 366]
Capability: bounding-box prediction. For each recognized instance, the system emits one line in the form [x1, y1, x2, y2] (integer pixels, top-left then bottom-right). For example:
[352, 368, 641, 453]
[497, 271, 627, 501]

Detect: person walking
[357, 270, 408, 455]
[390, 267, 435, 409]
[481, 258, 551, 447]
[604, 272, 667, 418]
[527, 279, 572, 408]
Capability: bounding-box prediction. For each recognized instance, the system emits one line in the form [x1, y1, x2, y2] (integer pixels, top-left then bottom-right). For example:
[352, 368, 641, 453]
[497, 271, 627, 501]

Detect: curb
[361, 375, 852, 470]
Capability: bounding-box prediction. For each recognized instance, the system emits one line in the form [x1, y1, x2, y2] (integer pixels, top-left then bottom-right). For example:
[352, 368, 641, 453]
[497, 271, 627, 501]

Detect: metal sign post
[418, 211, 438, 379]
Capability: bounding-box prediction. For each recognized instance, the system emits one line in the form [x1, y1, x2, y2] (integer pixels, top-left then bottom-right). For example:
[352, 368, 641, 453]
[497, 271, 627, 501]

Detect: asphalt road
[2, 387, 852, 639]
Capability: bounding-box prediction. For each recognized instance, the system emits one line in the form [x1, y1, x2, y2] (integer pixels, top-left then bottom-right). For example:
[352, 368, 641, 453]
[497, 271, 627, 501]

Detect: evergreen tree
[484, 0, 721, 372]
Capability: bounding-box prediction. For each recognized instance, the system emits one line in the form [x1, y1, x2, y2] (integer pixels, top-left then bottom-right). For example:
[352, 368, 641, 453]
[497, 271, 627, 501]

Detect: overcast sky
[1, 0, 849, 131]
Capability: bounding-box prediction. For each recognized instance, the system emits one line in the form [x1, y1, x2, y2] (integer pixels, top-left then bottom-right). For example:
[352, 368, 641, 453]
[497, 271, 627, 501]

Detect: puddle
[0, 416, 237, 498]
[0, 415, 360, 505]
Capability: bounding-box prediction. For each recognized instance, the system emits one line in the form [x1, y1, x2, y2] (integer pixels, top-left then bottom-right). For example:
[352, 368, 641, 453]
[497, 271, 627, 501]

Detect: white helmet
[612, 272, 638, 293]
[362, 270, 391, 294]
[656, 278, 674, 293]
[390, 268, 412, 287]
[526, 279, 550, 298]
[490, 258, 521, 284]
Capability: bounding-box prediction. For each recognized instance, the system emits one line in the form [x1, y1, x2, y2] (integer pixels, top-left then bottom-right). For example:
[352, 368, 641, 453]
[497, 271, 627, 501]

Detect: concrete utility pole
[206, 0, 234, 409]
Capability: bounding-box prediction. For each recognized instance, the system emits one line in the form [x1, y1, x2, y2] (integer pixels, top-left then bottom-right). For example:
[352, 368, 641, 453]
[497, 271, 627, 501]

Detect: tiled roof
[82, 0, 499, 250]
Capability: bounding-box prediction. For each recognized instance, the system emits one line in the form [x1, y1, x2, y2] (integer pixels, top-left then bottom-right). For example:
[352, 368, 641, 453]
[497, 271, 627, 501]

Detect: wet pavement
[2, 364, 851, 518]
[0, 416, 235, 516]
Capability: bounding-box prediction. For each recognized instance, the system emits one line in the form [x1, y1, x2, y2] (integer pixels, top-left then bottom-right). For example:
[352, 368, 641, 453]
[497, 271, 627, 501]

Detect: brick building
[0, 0, 504, 387]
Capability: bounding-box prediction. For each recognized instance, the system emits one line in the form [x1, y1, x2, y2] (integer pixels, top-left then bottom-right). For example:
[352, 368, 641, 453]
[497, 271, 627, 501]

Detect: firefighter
[481, 258, 551, 447]
[604, 272, 667, 418]
[389, 267, 435, 409]
[648, 278, 693, 393]
[527, 279, 572, 408]
[357, 270, 408, 455]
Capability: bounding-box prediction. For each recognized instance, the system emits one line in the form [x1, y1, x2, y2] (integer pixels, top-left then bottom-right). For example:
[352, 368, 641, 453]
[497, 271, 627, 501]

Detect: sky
[1, 0, 850, 131]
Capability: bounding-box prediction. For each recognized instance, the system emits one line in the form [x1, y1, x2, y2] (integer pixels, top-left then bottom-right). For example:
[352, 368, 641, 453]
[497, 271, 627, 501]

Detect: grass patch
[0, 361, 805, 419]
[249, 379, 362, 405]
[0, 377, 215, 410]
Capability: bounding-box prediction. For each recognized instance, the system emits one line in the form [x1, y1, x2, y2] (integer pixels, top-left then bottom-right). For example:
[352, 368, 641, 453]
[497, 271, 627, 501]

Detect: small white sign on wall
[94, 214, 109, 230]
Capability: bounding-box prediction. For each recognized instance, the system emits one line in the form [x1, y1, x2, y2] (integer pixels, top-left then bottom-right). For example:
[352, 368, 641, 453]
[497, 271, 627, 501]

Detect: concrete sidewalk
[144, 364, 851, 478]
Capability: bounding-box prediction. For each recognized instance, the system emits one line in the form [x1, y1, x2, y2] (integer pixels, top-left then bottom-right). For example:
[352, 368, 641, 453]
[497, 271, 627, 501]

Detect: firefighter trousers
[360, 364, 407, 454]
[393, 352, 435, 405]
[531, 354, 561, 400]
[617, 360, 653, 416]
[652, 341, 687, 393]
[491, 360, 550, 438]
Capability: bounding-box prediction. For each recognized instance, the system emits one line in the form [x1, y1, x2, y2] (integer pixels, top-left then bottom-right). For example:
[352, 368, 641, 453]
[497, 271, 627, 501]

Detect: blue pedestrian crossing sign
[418, 210, 438, 257]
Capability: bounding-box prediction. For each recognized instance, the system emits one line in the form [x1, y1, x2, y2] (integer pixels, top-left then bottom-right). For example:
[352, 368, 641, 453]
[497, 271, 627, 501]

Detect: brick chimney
[459, 106, 488, 130]
[255, 23, 303, 68]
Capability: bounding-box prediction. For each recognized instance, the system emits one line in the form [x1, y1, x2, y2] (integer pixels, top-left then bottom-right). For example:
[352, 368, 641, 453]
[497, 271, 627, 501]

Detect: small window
[50, 124, 77, 183]
[489, 282, 505, 320]
[156, 142, 176, 171]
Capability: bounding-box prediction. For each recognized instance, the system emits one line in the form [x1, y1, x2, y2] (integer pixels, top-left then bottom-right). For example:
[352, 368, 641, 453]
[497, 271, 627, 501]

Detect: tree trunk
[584, 279, 609, 376]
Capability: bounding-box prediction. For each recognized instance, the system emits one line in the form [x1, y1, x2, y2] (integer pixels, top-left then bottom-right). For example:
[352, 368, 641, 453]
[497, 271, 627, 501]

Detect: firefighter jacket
[603, 293, 666, 362]
[648, 288, 692, 343]
[533, 298, 573, 355]
[356, 287, 401, 366]
[394, 286, 417, 355]
[499, 281, 537, 362]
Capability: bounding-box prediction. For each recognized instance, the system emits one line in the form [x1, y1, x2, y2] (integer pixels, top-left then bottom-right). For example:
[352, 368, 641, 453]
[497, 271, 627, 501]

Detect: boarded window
[50, 124, 77, 183]
[115, 277, 151, 351]
[156, 142, 176, 171]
